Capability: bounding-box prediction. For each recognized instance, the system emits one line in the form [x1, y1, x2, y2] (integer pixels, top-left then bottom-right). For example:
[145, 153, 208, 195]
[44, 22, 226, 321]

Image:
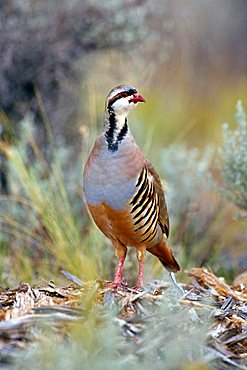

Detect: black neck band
[105, 111, 128, 152]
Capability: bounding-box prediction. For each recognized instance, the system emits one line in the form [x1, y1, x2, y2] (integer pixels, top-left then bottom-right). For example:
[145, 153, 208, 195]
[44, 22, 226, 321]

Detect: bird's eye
[121, 92, 128, 98]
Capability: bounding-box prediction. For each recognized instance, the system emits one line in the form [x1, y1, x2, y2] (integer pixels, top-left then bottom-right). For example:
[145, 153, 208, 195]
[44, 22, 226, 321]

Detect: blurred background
[0, 0, 246, 285]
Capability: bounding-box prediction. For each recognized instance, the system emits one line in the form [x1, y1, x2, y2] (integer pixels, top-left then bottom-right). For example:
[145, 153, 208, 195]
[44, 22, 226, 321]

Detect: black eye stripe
[107, 88, 137, 107]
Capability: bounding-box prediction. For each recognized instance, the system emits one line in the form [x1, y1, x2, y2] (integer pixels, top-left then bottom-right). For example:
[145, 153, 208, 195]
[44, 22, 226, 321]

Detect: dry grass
[0, 268, 246, 369]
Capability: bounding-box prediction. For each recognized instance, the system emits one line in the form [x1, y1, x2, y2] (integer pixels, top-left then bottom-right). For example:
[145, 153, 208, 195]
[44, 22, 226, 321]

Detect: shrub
[217, 100, 247, 217]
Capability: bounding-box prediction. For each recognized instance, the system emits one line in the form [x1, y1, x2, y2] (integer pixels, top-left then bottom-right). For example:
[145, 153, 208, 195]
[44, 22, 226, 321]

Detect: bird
[83, 85, 180, 290]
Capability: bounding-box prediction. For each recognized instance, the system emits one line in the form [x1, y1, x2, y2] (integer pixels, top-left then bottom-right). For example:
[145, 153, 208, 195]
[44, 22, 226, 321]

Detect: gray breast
[83, 136, 138, 210]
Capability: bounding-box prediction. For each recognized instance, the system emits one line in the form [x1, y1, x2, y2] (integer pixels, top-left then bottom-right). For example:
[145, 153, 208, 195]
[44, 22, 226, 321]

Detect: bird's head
[106, 85, 145, 116]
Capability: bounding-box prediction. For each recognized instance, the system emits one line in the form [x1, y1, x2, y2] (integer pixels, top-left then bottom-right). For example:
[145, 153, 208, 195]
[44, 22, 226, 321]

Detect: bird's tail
[147, 239, 180, 272]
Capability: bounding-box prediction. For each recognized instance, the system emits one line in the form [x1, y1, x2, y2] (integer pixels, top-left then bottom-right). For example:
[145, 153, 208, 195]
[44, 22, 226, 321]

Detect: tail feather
[147, 240, 180, 272]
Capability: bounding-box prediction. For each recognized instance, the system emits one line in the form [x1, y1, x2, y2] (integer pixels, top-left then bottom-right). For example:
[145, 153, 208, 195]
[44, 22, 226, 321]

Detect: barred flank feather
[130, 167, 159, 243]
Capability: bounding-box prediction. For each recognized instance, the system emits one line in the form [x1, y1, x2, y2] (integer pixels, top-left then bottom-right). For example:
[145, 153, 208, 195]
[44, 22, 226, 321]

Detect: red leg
[132, 259, 144, 290]
[106, 241, 127, 289]
[112, 256, 126, 288]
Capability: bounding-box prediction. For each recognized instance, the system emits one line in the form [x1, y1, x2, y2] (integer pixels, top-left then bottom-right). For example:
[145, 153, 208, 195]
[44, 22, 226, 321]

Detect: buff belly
[87, 202, 162, 250]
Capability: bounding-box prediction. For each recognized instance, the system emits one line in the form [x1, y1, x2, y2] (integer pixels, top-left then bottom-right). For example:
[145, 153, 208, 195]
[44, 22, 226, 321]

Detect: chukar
[83, 85, 180, 289]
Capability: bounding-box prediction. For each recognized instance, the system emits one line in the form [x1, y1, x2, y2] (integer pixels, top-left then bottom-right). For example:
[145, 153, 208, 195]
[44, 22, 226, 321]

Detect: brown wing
[145, 159, 170, 238]
[145, 161, 180, 272]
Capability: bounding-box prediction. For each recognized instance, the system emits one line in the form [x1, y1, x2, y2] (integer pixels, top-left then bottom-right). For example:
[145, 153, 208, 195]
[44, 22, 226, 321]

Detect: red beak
[130, 93, 145, 104]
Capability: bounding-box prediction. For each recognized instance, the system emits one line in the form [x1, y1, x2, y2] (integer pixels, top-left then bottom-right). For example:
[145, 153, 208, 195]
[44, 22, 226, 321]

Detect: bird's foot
[130, 284, 145, 292]
[106, 279, 127, 290]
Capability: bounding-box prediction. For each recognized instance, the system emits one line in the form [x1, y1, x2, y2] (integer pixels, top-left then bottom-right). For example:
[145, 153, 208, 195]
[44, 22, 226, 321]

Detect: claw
[130, 284, 145, 292]
[106, 278, 127, 290]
